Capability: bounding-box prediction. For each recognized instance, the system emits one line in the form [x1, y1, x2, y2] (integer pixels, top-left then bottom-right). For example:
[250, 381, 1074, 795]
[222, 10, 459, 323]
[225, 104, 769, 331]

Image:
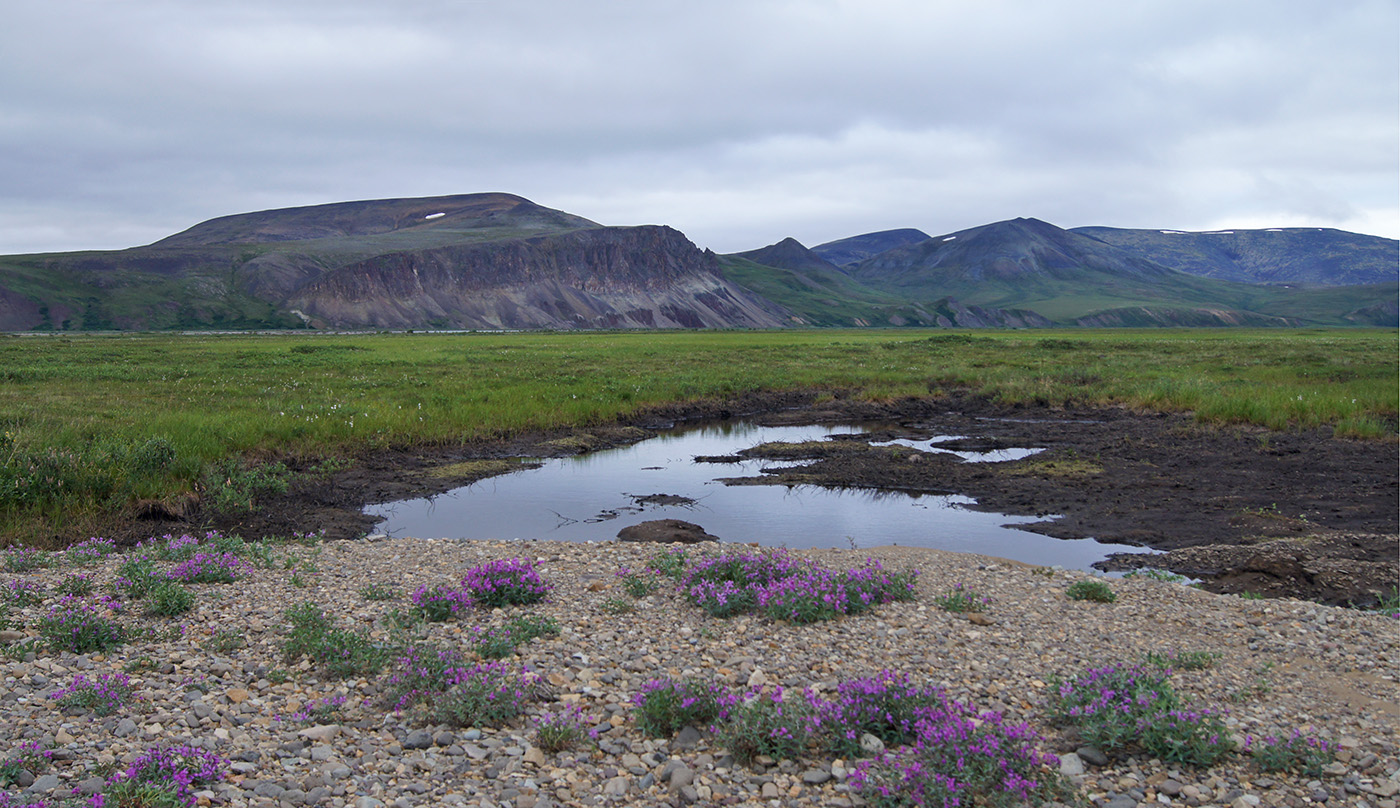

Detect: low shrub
[715, 687, 817, 764]
[460, 558, 550, 607]
[281, 602, 391, 679]
[36, 596, 125, 653]
[381, 645, 543, 728]
[147, 581, 195, 617]
[94, 743, 225, 808]
[1065, 579, 1116, 603]
[0, 741, 52, 787]
[411, 583, 472, 621]
[166, 551, 249, 584]
[1046, 663, 1234, 767]
[0, 578, 44, 606]
[52, 671, 135, 716]
[535, 703, 598, 752]
[820, 671, 949, 758]
[1249, 730, 1338, 777]
[633, 677, 724, 738]
[933, 583, 989, 613]
[64, 536, 117, 565]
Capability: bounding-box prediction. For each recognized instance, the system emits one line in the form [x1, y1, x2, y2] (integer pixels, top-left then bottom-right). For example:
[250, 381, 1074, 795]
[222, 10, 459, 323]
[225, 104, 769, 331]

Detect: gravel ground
[1, 536, 1397, 808]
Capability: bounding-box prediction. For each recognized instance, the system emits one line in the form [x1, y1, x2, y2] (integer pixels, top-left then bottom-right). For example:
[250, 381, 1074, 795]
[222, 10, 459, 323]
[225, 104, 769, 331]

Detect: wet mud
[149, 390, 1395, 606]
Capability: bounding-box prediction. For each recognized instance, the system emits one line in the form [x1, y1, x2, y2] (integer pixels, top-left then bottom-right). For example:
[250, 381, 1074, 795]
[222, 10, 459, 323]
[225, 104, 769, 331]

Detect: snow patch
[1265, 228, 1284, 232]
[423, 212, 446, 220]
[1159, 230, 1187, 235]
[1204, 230, 1234, 235]
[942, 236, 957, 242]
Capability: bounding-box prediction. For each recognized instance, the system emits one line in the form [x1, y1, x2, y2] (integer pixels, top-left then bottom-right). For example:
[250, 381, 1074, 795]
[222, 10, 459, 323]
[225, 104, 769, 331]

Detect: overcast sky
[2, 0, 1396, 255]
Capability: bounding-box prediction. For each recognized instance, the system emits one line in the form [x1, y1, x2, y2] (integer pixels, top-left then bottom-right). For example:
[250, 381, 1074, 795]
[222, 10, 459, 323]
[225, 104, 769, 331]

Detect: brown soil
[132, 390, 1396, 607]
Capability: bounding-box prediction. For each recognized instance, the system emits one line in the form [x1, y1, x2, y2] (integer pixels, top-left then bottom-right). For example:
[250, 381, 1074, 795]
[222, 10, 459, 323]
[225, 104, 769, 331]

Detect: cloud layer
[2, 0, 1395, 254]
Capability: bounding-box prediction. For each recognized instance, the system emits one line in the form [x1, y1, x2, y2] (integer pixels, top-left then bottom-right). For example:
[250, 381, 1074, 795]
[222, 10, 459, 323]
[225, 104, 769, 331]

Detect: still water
[365, 422, 1144, 570]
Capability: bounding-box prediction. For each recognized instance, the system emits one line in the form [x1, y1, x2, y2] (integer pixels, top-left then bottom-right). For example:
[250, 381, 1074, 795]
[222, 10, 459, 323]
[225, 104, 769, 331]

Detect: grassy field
[0, 328, 1395, 543]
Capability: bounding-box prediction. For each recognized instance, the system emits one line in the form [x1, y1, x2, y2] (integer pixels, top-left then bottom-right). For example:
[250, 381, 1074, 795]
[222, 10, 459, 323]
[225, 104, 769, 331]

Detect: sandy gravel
[1, 536, 1397, 808]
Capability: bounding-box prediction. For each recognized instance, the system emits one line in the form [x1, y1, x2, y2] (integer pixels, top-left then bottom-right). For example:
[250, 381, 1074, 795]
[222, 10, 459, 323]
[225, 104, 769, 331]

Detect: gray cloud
[1, 0, 1394, 255]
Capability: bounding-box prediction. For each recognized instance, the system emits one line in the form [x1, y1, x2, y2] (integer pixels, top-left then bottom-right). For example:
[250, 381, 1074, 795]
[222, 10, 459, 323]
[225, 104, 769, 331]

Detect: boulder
[617, 519, 720, 544]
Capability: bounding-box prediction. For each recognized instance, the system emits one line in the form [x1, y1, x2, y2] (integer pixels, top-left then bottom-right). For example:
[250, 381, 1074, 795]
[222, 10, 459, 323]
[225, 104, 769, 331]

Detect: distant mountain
[0, 194, 1392, 331]
[810, 228, 931, 267]
[741, 217, 1395, 327]
[1072, 226, 1399, 287]
[0, 193, 783, 331]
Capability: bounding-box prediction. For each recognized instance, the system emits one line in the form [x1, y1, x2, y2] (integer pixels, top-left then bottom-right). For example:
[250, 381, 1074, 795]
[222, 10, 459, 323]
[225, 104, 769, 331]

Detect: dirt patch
[127, 390, 1394, 606]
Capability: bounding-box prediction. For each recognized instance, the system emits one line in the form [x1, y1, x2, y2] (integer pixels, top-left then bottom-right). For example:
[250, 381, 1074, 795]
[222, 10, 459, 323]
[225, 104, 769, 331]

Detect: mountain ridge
[0, 193, 1393, 331]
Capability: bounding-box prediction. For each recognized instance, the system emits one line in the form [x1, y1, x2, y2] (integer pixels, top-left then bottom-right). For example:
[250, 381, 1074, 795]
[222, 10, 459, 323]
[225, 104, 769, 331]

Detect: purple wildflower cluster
[714, 686, 820, 763]
[932, 583, 990, 613]
[1046, 663, 1234, 767]
[381, 644, 542, 727]
[0, 741, 53, 788]
[64, 537, 116, 565]
[410, 583, 474, 622]
[682, 549, 917, 623]
[90, 744, 226, 807]
[51, 671, 136, 716]
[0, 577, 44, 606]
[534, 703, 600, 752]
[460, 557, 551, 607]
[849, 705, 1068, 808]
[820, 671, 950, 757]
[633, 677, 726, 737]
[2, 547, 47, 573]
[1247, 730, 1339, 777]
[35, 596, 125, 653]
[165, 551, 250, 584]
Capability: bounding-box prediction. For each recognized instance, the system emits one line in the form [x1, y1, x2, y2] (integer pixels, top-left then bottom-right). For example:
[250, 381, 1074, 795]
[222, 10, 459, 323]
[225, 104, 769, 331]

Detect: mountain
[825, 218, 1395, 326]
[0, 194, 1392, 332]
[1071, 226, 1399, 287]
[719, 237, 1050, 328]
[810, 228, 931, 267]
[0, 193, 782, 331]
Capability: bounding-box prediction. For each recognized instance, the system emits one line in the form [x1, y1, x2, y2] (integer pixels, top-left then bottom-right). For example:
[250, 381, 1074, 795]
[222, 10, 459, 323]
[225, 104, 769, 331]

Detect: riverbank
[1, 536, 1396, 807]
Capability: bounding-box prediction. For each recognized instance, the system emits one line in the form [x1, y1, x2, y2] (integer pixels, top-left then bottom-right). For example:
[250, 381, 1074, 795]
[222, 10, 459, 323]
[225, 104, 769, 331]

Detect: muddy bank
[186, 391, 1396, 606]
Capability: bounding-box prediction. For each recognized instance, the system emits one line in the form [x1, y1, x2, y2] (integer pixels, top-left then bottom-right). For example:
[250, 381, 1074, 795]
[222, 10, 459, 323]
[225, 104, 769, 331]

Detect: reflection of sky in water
[365, 422, 1147, 570]
[873, 435, 1045, 463]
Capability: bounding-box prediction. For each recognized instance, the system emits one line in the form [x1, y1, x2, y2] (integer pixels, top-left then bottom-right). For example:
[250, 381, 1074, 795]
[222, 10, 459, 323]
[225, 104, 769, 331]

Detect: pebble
[0, 536, 1394, 808]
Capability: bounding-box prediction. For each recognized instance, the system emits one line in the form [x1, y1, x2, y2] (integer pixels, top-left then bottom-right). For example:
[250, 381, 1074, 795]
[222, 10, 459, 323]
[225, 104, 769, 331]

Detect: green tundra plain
[0, 328, 1395, 545]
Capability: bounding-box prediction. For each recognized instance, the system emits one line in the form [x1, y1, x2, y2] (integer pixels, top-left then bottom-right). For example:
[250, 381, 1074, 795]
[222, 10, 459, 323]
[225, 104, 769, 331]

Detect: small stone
[669, 764, 694, 789]
[1059, 754, 1085, 777]
[1322, 762, 1349, 777]
[28, 774, 61, 792]
[603, 776, 629, 796]
[860, 733, 885, 756]
[673, 726, 703, 751]
[747, 668, 768, 688]
[1160, 780, 1183, 797]
[53, 729, 75, 744]
[523, 746, 547, 766]
[966, 612, 995, 626]
[298, 725, 341, 741]
[114, 718, 139, 738]
[404, 729, 433, 750]
[0, 630, 25, 642]
[226, 688, 250, 704]
[761, 782, 779, 799]
[802, 769, 832, 785]
[1104, 796, 1136, 808]
[1076, 746, 1110, 767]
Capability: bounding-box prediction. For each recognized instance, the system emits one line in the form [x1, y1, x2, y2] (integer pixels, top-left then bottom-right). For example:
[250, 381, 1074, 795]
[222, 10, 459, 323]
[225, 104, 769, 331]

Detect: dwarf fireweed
[683, 549, 917, 623]
[52, 671, 135, 716]
[1248, 730, 1338, 777]
[381, 644, 542, 727]
[0, 741, 52, 787]
[410, 583, 473, 621]
[166, 551, 250, 584]
[633, 677, 724, 737]
[92, 743, 226, 808]
[849, 704, 1074, 808]
[36, 596, 125, 653]
[715, 686, 819, 764]
[535, 703, 599, 752]
[2, 547, 48, 573]
[0, 577, 44, 606]
[1045, 663, 1234, 767]
[820, 671, 951, 758]
[64, 536, 116, 565]
[459, 557, 550, 607]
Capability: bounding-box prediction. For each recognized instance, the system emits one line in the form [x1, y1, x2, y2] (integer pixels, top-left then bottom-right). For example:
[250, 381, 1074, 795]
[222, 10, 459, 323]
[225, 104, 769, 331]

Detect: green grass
[0, 329, 1393, 545]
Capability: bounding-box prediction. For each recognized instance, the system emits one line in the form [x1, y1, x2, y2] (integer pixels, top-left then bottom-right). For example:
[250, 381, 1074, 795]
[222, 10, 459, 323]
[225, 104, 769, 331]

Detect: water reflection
[365, 422, 1145, 570]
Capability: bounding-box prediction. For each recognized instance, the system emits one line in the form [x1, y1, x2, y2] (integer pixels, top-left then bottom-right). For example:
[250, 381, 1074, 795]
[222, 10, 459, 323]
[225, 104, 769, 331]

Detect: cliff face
[290, 225, 786, 330]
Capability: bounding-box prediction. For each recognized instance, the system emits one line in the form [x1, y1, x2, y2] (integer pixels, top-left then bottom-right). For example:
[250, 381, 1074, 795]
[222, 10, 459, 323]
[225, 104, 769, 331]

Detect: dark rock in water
[617, 519, 719, 544]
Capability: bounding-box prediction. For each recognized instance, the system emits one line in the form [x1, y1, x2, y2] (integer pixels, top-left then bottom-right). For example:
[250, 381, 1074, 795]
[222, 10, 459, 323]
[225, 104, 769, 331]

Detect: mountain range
[0, 193, 1393, 331]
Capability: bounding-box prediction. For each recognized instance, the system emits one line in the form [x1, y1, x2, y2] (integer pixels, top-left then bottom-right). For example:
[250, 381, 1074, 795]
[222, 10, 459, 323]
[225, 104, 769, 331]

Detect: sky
[1, 0, 1396, 256]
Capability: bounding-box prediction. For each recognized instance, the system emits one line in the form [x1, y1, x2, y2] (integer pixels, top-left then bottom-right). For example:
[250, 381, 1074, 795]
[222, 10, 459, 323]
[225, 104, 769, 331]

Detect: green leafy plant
[282, 602, 392, 679]
[633, 677, 722, 738]
[1124, 568, 1186, 584]
[602, 596, 635, 615]
[1250, 730, 1338, 777]
[205, 630, 245, 654]
[147, 581, 196, 617]
[535, 704, 598, 753]
[359, 583, 399, 601]
[714, 687, 816, 764]
[933, 584, 989, 613]
[1065, 579, 1116, 603]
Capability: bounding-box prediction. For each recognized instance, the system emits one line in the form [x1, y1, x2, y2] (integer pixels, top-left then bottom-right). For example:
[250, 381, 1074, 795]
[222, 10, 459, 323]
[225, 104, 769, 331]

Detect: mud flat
[216, 394, 1398, 608]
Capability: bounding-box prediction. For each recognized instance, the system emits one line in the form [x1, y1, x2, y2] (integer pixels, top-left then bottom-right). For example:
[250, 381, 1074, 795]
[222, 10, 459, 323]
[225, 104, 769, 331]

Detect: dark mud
[146, 390, 1395, 607]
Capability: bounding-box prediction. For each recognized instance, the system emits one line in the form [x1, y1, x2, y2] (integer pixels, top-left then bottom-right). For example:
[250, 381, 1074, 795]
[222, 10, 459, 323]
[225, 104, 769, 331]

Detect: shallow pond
[365, 421, 1146, 570]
